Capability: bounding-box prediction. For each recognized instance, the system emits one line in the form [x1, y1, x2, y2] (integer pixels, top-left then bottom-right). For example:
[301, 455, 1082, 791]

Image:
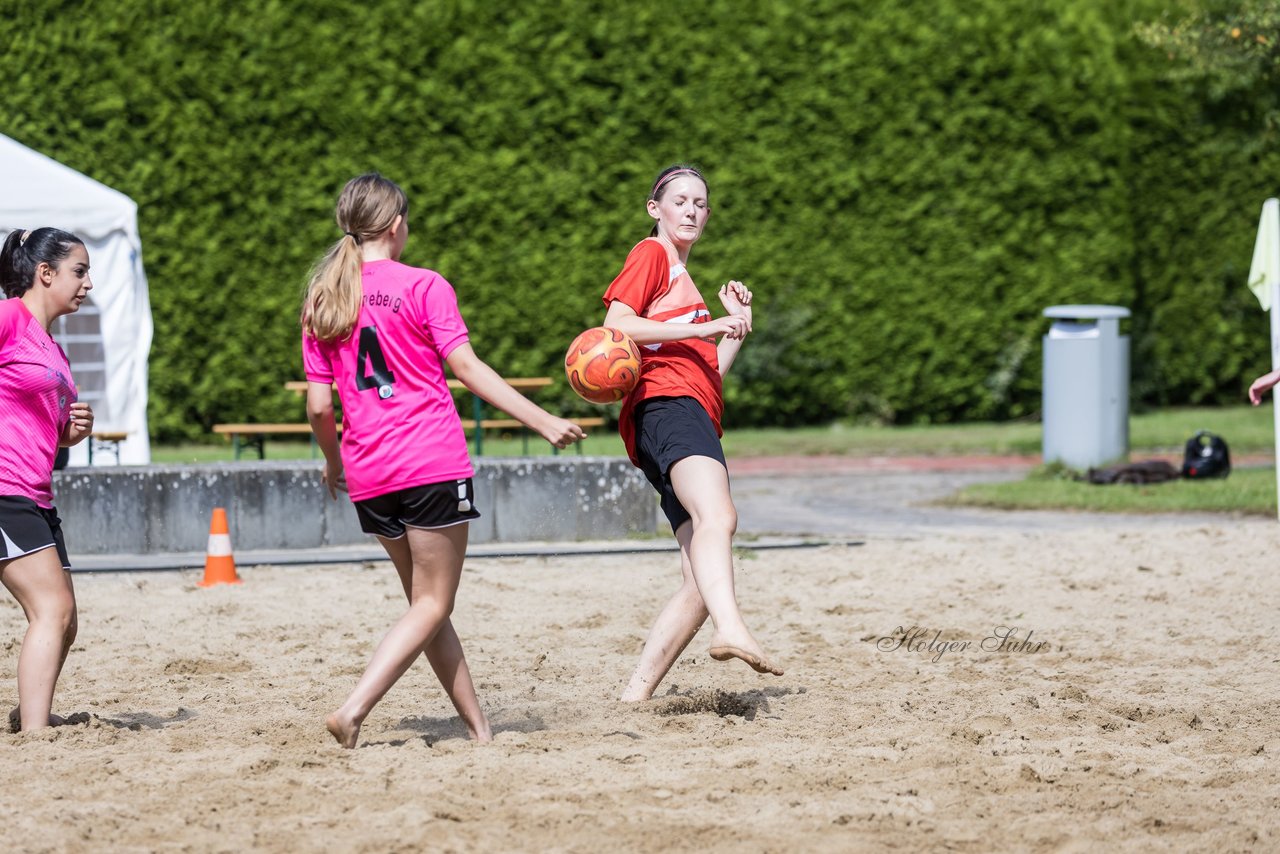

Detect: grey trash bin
[1042, 305, 1130, 469]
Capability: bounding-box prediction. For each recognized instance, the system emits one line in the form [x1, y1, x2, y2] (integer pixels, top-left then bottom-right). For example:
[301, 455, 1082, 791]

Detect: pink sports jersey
[0, 299, 76, 508]
[302, 260, 474, 501]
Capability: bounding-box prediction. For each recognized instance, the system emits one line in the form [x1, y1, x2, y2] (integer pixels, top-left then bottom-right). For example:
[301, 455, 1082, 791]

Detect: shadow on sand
[96, 707, 197, 731]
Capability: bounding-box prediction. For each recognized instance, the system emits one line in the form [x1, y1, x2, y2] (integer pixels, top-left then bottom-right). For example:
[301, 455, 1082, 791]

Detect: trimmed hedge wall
[2, 0, 1277, 438]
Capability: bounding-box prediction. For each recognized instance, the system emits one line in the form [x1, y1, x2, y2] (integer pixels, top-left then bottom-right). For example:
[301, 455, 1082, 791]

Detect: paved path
[728, 454, 1266, 538]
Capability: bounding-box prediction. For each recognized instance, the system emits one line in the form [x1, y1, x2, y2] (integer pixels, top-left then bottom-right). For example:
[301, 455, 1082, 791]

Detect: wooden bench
[213, 422, 343, 460]
[212, 418, 605, 460]
[286, 377, 606, 456]
[219, 378, 607, 459]
[464, 416, 607, 455]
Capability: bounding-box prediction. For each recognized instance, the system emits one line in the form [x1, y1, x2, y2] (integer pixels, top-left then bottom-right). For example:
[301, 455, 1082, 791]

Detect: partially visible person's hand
[1249, 369, 1280, 406]
[322, 461, 347, 499]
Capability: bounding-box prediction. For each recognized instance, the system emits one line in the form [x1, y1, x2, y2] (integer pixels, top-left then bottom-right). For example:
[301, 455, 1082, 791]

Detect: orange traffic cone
[197, 507, 241, 587]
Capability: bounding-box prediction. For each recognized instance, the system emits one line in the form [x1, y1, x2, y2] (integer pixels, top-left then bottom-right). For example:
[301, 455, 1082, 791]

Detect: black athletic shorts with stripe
[354, 478, 481, 539]
[0, 496, 71, 570]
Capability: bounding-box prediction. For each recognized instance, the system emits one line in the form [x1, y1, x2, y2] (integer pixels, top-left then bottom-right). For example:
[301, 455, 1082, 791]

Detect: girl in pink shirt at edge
[603, 165, 782, 703]
[303, 174, 585, 749]
[0, 228, 95, 731]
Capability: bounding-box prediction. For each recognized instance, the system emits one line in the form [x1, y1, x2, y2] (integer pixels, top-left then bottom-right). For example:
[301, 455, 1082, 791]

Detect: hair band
[344, 231, 361, 244]
[19, 230, 31, 246]
[651, 168, 701, 198]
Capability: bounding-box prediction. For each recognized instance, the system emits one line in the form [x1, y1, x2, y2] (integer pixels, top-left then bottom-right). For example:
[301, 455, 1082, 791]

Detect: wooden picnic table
[282, 377, 582, 456]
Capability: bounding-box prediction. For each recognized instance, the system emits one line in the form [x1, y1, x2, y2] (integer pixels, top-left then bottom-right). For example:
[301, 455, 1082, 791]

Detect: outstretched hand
[540, 416, 587, 451]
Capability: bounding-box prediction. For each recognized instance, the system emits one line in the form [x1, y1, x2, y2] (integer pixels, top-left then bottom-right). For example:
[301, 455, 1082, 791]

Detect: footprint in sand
[163, 657, 252, 676]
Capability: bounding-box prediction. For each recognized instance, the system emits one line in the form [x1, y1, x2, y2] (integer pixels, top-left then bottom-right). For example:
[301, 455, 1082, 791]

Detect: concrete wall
[52, 458, 657, 554]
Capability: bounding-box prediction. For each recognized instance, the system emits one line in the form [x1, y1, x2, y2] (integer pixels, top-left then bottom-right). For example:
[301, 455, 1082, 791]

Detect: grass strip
[943, 465, 1277, 516]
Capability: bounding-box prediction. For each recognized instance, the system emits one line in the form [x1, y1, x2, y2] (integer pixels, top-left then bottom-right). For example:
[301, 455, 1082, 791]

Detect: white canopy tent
[0, 133, 153, 465]
[1248, 198, 1280, 519]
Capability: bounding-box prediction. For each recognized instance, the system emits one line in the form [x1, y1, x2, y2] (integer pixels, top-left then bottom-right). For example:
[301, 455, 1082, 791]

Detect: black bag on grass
[1181, 431, 1230, 480]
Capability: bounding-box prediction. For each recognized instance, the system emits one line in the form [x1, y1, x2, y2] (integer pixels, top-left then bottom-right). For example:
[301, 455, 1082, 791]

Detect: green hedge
[2, 0, 1276, 438]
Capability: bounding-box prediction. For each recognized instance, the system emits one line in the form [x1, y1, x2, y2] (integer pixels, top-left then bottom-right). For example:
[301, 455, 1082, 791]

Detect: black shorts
[633, 396, 728, 534]
[354, 478, 481, 539]
[0, 496, 71, 570]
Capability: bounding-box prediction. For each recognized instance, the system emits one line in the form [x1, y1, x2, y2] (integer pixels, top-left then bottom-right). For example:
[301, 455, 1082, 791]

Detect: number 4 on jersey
[356, 325, 396, 399]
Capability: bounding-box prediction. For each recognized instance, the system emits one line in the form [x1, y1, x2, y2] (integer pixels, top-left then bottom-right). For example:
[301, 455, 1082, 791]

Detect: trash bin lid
[1043, 305, 1130, 320]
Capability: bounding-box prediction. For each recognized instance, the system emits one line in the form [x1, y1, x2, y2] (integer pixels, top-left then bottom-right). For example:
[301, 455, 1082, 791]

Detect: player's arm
[305, 380, 344, 499]
[715, 280, 753, 377]
[603, 300, 748, 346]
[1249, 368, 1280, 405]
[444, 343, 585, 449]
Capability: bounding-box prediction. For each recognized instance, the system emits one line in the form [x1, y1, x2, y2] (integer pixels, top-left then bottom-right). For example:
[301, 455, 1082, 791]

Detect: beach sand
[2, 522, 1278, 852]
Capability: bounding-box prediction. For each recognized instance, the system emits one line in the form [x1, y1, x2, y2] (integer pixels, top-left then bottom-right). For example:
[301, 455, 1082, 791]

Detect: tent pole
[1273, 281, 1280, 522]
[1272, 214, 1280, 522]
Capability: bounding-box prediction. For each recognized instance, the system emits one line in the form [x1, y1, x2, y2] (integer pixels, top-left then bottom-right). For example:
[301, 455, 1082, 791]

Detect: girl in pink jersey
[0, 228, 95, 731]
[602, 164, 782, 702]
[303, 173, 585, 748]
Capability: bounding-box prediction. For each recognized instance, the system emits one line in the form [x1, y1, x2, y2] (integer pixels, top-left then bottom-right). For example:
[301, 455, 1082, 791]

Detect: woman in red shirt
[602, 165, 783, 701]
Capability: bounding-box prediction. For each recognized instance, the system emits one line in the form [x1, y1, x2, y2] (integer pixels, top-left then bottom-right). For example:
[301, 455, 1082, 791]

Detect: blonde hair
[302, 173, 408, 342]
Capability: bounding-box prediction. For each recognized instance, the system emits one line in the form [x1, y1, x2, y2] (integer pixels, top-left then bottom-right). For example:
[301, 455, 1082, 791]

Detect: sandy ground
[2, 514, 1279, 853]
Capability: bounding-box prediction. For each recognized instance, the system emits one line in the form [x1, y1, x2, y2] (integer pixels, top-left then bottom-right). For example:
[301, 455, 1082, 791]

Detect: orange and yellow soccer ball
[565, 327, 641, 404]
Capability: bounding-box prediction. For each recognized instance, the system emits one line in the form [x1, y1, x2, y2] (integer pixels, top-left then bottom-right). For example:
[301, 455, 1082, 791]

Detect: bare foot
[708, 633, 783, 676]
[619, 689, 652, 703]
[325, 710, 361, 749]
[8, 707, 66, 732]
[468, 721, 493, 744]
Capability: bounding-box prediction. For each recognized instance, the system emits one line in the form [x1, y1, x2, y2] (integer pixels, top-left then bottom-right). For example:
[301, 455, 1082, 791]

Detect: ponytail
[301, 234, 364, 342]
[301, 173, 407, 343]
[0, 227, 84, 299]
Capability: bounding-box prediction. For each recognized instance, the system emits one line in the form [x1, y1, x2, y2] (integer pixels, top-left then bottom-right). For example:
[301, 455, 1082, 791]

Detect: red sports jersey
[0, 299, 76, 507]
[601, 238, 722, 465]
